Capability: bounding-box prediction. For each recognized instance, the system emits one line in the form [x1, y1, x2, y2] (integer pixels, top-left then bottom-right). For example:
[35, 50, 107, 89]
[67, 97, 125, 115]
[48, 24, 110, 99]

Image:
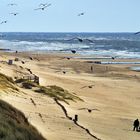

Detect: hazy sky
[0, 0, 139, 32]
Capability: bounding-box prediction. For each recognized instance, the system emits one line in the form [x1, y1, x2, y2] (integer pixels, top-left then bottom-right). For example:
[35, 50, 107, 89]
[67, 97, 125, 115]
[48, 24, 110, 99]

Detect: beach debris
[22, 82, 32, 89]
[78, 12, 85, 16]
[29, 56, 33, 60]
[38, 113, 45, 123]
[19, 66, 23, 69]
[26, 68, 33, 74]
[21, 61, 25, 64]
[78, 108, 100, 113]
[30, 98, 36, 106]
[63, 71, 66, 74]
[8, 60, 13, 65]
[10, 13, 19, 16]
[91, 66, 93, 72]
[34, 3, 51, 10]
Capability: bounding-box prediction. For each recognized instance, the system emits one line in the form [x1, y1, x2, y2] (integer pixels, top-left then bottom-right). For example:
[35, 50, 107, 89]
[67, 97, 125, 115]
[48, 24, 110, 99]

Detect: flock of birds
[1, 2, 140, 56]
[0, 2, 85, 25]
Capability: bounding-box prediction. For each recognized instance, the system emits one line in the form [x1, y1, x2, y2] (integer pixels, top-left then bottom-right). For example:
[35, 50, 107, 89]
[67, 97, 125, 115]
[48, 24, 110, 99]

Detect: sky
[0, 0, 140, 32]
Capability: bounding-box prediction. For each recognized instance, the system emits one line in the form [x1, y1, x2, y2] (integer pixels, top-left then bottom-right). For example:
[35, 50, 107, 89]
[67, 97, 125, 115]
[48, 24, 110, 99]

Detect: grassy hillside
[0, 99, 46, 140]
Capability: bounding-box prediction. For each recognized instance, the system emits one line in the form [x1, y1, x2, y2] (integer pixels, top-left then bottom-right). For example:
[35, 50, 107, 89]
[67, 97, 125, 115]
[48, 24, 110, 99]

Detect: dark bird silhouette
[67, 37, 94, 43]
[39, 3, 49, 7]
[78, 12, 85, 16]
[134, 31, 140, 35]
[81, 85, 94, 89]
[1, 21, 7, 24]
[34, 3, 51, 10]
[78, 108, 100, 113]
[8, 3, 17, 6]
[111, 56, 117, 60]
[10, 13, 19, 16]
[71, 50, 76, 54]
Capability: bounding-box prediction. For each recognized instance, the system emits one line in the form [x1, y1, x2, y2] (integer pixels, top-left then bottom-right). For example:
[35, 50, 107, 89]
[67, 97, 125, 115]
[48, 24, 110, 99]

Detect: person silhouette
[133, 119, 139, 131]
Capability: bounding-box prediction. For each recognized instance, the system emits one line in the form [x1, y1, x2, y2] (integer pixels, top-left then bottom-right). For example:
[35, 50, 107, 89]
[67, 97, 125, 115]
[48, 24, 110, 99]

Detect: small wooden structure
[22, 75, 39, 85]
[8, 60, 13, 65]
[14, 58, 19, 61]
[34, 75, 39, 85]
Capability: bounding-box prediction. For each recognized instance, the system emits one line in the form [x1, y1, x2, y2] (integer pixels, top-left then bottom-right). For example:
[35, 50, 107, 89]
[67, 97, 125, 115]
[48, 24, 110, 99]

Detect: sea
[0, 32, 140, 58]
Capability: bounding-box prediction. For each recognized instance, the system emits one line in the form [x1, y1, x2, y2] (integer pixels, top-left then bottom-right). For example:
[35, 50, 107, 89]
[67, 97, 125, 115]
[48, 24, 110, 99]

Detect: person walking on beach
[133, 119, 139, 131]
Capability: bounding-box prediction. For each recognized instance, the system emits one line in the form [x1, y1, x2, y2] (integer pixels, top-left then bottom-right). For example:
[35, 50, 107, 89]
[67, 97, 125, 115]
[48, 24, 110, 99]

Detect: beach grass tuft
[35, 85, 83, 104]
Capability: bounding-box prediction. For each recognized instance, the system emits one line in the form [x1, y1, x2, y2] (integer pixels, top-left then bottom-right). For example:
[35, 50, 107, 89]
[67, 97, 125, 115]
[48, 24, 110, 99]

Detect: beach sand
[0, 51, 140, 140]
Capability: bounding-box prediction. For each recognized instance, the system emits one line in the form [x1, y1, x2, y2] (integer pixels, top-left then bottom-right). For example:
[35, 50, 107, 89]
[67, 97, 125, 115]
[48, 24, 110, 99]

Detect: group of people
[133, 119, 140, 131]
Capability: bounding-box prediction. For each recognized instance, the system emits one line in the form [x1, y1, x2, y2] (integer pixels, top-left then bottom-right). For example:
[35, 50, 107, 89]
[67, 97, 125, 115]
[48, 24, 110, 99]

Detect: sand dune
[0, 52, 140, 139]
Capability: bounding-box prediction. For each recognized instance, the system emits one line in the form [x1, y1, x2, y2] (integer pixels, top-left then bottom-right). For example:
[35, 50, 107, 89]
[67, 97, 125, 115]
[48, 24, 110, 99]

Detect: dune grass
[0, 99, 46, 140]
[35, 85, 83, 104]
[0, 73, 19, 91]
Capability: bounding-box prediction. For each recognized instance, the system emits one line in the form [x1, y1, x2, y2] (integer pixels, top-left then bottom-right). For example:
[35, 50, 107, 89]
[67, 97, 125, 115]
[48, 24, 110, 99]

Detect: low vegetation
[35, 85, 83, 104]
[0, 99, 46, 140]
[15, 77, 83, 104]
[0, 73, 19, 91]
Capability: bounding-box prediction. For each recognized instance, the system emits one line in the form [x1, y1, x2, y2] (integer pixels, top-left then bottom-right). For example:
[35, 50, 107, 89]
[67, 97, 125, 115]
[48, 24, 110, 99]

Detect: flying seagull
[10, 13, 19, 16]
[0, 21, 7, 24]
[8, 3, 17, 6]
[67, 37, 94, 43]
[71, 50, 76, 54]
[134, 31, 140, 35]
[81, 85, 95, 89]
[78, 108, 100, 113]
[78, 12, 85, 16]
[34, 3, 51, 10]
[39, 3, 49, 7]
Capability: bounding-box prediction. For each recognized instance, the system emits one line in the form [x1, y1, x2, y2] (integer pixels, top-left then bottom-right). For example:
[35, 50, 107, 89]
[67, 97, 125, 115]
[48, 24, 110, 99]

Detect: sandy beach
[0, 51, 140, 140]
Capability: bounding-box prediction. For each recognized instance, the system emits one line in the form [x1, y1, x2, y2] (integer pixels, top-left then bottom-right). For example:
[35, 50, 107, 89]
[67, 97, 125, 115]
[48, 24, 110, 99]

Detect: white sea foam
[0, 39, 140, 58]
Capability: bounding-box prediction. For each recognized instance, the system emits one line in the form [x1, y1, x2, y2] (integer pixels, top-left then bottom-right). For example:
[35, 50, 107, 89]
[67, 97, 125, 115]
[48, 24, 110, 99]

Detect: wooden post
[74, 114, 78, 122]
[8, 60, 13, 65]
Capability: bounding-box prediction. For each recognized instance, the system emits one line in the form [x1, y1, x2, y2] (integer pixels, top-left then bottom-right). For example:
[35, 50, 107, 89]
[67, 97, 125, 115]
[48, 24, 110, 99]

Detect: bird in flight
[78, 12, 85, 16]
[67, 37, 94, 43]
[39, 3, 49, 7]
[10, 13, 19, 16]
[134, 31, 140, 35]
[81, 84, 95, 89]
[78, 108, 100, 113]
[1, 20, 8, 24]
[34, 3, 51, 10]
[71, 50, 76, 54]
[8, 3, 17, 6]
